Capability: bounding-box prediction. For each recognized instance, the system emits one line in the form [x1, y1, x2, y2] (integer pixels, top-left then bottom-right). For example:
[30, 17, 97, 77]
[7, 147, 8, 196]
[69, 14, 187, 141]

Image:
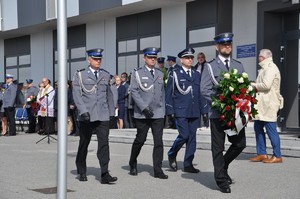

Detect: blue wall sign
[237, 44, 256, 58]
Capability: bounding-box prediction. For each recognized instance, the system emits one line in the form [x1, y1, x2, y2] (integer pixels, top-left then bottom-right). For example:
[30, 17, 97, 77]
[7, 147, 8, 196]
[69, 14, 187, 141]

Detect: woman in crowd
[115, 75, 126, 129]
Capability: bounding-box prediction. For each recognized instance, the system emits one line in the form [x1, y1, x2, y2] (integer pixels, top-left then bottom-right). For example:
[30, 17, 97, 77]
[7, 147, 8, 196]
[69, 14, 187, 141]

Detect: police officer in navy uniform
[166, 48, 202, 173]
[166, 55, 180, 74]
[72, 48, 117, 184]
[3, 74, 17, 136]
[201, 33, 246, 193]
[128, 47, 168, 179]
[24, 79, 39, 133]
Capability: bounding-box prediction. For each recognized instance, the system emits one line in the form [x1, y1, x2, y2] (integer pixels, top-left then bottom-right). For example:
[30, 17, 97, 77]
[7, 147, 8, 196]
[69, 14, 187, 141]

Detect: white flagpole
[56, 0, 67, 198]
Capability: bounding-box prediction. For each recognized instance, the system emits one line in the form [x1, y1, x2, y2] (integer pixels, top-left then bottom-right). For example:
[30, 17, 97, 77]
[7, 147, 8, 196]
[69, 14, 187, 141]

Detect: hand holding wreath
[212, 68, 258, 135]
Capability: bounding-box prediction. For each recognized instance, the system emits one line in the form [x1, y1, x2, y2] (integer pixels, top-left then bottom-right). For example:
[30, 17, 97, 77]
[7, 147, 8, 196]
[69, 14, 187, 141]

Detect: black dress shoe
[224, 170, 232, 184]
[168, 156, 177, 171]
[183, 166, 200, 173]
[129, 166, 138, 176]
[79, 174, 87, 181]
[101, 173, 118, 184]
[218, 185, 231, 193]
[154, 172, 168, 179]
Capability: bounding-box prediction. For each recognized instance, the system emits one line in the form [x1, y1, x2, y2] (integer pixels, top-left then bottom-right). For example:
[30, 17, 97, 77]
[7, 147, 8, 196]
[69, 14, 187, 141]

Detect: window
[54, 47, 86, 80]
[116, 9, 161, 75]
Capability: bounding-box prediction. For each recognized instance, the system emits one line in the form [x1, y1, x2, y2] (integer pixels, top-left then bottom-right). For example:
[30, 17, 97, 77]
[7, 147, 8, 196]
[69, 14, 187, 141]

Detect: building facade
[0, 0, 299, 131]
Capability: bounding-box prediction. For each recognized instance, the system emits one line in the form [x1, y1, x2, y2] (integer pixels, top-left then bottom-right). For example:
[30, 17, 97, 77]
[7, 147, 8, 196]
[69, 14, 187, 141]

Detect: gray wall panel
[4, 36, 30, 56]
[79, 0, 122, 14]
[17, 0, 46, 28]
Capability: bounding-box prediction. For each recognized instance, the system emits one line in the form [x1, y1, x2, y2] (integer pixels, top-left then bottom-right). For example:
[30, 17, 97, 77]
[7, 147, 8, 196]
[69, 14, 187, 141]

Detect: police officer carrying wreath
[24, 79, 39, 133]
[200, 33, 246, 193]
[72, 48, 117, 184]
[128, 47, 168, 179]
[166, 48, 202, 173]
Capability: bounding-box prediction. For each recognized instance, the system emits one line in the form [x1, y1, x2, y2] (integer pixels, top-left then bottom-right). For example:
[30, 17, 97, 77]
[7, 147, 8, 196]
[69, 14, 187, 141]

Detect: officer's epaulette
[208, 58, 215, 63]
[155, 67, 162, 72]
[232, 58, 241, 64]
[100, 68, 110, 74]
[134, 67, 142, 71]
[77, 68, 86, 72]
[172, 67, 179, 71]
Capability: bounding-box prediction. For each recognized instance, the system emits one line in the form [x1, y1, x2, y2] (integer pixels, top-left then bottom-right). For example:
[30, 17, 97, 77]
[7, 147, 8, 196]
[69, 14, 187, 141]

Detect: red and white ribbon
[235, 99, 251, 134]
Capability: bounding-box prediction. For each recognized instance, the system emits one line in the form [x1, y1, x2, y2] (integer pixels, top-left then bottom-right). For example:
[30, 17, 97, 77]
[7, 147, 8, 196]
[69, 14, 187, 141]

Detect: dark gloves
[81, 112, 90, 123]
[142, 107, 154, 118]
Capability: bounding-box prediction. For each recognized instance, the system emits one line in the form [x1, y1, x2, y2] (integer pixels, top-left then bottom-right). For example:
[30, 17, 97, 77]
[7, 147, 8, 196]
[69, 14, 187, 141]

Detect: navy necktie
[187, 70, 191, 77]
[150, 69, 154, 78]
[225, 59, 229, 71]
[94, 71, 98, 80]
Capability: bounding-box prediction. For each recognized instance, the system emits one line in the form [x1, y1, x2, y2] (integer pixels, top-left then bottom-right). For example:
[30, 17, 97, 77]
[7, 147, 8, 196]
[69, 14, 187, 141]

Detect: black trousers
[76, 121, 110, 175]
[129, 118, 164, 174]
[4, 107, 16, 135]
[210, 118, 246, 186]
[26, 108, 36, 132]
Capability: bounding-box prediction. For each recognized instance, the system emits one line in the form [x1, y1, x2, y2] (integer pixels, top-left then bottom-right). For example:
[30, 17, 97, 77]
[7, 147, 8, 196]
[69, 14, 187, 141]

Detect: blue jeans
[254, 121, 282, 157]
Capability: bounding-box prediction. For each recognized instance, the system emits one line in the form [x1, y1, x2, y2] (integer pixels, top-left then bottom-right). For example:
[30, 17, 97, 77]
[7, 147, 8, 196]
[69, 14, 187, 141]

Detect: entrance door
[282, 13, 300, 130]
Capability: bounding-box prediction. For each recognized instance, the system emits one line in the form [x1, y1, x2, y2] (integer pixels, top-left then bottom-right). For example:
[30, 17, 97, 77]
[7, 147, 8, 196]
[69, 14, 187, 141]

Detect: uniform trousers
[210, 118, 246, 186]
[26, 108, 36, 132]
[76, 121, 110, 175]
[129, 118, 164, 174]
[4, 107, 16, 135]
[168, 117, 199, 167]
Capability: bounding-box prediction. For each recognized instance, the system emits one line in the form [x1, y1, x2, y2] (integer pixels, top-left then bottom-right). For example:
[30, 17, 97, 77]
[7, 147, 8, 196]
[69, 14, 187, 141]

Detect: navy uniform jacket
[200, 56, 245, 118]
[72, 66, 115, 122]
[165, 66, 201, 118]
[130, 65, 165, 119]
[3, 83, 17, 108]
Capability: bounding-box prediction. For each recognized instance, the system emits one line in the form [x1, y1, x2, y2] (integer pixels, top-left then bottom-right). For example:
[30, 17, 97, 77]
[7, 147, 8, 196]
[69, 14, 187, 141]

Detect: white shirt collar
[145, 65, 155, 74]
[89, 66, 99, 73]
[181, 65, 191, 73]
[218, 55, 231, 67]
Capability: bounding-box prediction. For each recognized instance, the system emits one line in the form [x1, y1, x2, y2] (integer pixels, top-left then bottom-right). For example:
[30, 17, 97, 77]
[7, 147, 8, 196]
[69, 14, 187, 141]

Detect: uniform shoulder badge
[232, 58, 241, 64]
[77, 68, 86, 72]
[208, 58, 215, 63]
[134, 67, 142, 71]
[100, 68, 110, 74]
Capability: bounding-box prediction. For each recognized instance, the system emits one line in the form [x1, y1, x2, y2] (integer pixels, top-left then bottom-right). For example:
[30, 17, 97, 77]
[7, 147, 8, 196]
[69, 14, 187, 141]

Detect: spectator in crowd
[127, 73, 135, 128]
[120, 72, 130, 128]
[37, 78, 55, 135]
[67, 80, 79, 136]
[2, 74, 17, 136]
[194, 52, 209, 129]
[249, 49, 284, 163]
[15, 83, 25, 108]
[115, 75, 126, 129]
[23, 79, 39, 134]
[37, 82, 45, 134]
[0, 83, 7, 136]
[109, 75, 118, 129]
